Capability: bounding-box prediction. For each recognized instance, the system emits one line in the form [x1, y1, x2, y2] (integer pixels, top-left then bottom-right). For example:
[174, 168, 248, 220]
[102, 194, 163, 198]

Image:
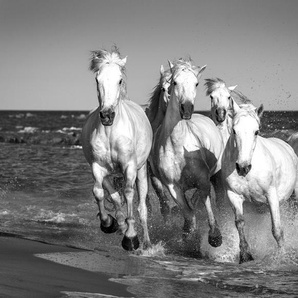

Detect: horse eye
[210, 95, 213, 100]
[233, 129, 236, 134]
[173, 81, 177, 86]
[228, 96, 231, 100]
[195, 83, 199, 87]
[162, 87, 165, 92]
[119, 79, 123, 85]
[255, 130, 259, 136]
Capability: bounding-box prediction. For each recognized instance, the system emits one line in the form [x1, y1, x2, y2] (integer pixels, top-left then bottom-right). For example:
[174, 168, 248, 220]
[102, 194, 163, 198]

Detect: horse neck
[150, 96, 166, 132]
[162, 93, 182, 133]
[217, 118, 232, 146]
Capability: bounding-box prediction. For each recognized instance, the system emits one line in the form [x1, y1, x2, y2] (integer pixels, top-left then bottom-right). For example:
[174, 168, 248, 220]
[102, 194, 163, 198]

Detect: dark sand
[0, 235, 133, 298]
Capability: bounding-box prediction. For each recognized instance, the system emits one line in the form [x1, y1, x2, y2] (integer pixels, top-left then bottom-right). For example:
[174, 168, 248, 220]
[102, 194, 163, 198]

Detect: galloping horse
[221, 100, 298, 263]
[150, 58, 224, 248]
[82, 47, 153, 251]
[146, 65, 174, 221]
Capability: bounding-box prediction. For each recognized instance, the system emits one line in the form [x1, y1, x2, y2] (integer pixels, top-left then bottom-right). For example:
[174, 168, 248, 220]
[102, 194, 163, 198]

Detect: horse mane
[146, 68, 171, 124]
[234, 103, 261, 126]
[171, 58, 199, 79]
[89, 46, 126, 72]
[204, 78, 226, 96]
[89, 46, 128, 100]
[231, 89, 252, 105]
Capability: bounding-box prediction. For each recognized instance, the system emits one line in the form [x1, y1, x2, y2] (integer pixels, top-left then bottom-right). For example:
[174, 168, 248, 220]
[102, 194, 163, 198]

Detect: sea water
[0, 110, 298, 297]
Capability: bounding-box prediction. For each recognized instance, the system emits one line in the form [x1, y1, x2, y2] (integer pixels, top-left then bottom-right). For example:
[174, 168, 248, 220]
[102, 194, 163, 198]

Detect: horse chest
[227, 172, 267, 203]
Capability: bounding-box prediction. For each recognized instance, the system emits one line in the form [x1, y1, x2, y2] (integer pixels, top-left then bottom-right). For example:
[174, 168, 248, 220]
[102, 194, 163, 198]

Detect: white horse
[150, 58, 224, 247]
[82, 47, 153, 251]
[221, 100, 298, 263]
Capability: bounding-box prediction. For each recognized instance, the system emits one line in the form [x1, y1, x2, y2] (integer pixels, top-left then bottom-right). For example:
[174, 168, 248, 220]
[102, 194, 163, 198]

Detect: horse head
[205, 78, 237, 125]
[231, 100, 264, 176]
[90, 48, 127, 126]
[168, 59, 206, 120]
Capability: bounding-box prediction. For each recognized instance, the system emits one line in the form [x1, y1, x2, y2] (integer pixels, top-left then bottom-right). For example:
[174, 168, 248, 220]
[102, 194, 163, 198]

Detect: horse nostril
[236, 163, 240, 173]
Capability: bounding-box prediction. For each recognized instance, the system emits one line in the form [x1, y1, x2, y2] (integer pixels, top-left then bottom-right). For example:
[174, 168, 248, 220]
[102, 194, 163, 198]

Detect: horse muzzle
[236, 163, 252, 177]
[216, 108, 227, 123]
[99, 109, 115, 126]
[180, 103, 194, 120]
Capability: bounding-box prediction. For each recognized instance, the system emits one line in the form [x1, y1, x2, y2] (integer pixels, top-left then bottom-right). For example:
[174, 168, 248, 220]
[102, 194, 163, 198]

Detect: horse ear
[228, 85, 237, 91]
[168, 60, 174, 71]
[257, 104, 264, 118]
[231, 98, 240, 114]
[195, 65, 206, 78]
[160, 65, 164, 75]
[120, 56, 127, 67]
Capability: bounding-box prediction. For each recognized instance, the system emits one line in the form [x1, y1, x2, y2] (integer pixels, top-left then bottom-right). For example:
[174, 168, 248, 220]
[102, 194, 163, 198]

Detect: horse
[145, 65, 175, 221]
[81, 47, 153, 251]
[221, 100, 298, 263]
[149, 58, 224, 248]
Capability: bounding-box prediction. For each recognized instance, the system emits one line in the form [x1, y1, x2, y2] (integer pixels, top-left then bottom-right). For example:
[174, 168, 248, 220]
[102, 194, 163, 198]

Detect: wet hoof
[239, 252, 254, 264]
[122, 235, 140, 251]
[100, 214, 119, 234]
[208, 228, 222, 247]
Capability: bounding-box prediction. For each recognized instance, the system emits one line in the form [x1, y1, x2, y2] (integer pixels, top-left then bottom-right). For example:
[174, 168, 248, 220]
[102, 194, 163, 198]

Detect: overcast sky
[0, 0, 297, 111]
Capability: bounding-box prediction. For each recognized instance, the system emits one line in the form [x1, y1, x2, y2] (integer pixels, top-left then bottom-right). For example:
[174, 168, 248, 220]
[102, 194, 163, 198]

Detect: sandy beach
[0, 234, 133, 298]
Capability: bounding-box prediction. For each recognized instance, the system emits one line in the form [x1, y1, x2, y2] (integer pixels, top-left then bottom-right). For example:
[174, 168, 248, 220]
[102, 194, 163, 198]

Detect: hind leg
[136, 163, 152, 249]
[228, 190, 253, 263]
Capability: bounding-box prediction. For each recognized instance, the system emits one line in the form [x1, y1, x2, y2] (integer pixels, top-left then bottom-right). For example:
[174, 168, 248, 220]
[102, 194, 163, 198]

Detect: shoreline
[0, 233, 133, 298]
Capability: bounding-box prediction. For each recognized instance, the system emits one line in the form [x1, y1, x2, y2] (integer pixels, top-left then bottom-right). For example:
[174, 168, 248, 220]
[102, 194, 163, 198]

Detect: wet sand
[0, 234, 133, 298]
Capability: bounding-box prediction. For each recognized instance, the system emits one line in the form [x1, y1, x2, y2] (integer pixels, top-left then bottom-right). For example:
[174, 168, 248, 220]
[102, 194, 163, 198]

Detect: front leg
[227, 190, 254, 263]
[167, 184, 196, 237]
[136, 163, 152, 249]
[122, 161, 139, 251]
[92, 163, 117, 232]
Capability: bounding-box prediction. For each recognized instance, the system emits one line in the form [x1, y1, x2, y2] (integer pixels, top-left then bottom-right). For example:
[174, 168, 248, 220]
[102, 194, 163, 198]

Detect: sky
[0, 0, 297, 111]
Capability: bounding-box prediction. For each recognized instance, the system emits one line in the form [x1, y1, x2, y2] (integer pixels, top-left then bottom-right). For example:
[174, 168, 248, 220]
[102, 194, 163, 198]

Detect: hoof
[122, 235, 140, 251]
[239, 252, 254, 264]
[208, 228, 222, 247]
[100, 214, 119, 234]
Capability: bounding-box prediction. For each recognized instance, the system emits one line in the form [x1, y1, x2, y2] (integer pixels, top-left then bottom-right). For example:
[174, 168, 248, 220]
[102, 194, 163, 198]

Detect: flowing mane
[89, 46, 126, 73]
[89, 46, 128, 101]
[231, 89, 252, 105]
[146, 68, 171, 124]
[171, 58, 200, 80]
[205, 78, 226, 96]
[233, 103, 261, 126]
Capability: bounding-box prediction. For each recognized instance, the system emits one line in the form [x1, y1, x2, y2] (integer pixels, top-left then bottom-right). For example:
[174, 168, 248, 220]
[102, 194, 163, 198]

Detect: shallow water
[0, 110, 298, 297]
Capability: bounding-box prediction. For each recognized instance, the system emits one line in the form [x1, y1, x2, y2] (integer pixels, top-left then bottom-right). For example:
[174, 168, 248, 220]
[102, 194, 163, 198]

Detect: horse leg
[203, 195, 222, 247]
[122, 163, 139, 251]
[150, 175, 172, 222]
[267, 188, 284, 250]
[102, 178, 127, 234]
[227, 190, 253, 263]
[167, 184, 196, 238]
[92, 163, 116, 233]
[148, 162, 171, 222]
[210, 170, 226, 208]
[136, 163, 152, 249]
